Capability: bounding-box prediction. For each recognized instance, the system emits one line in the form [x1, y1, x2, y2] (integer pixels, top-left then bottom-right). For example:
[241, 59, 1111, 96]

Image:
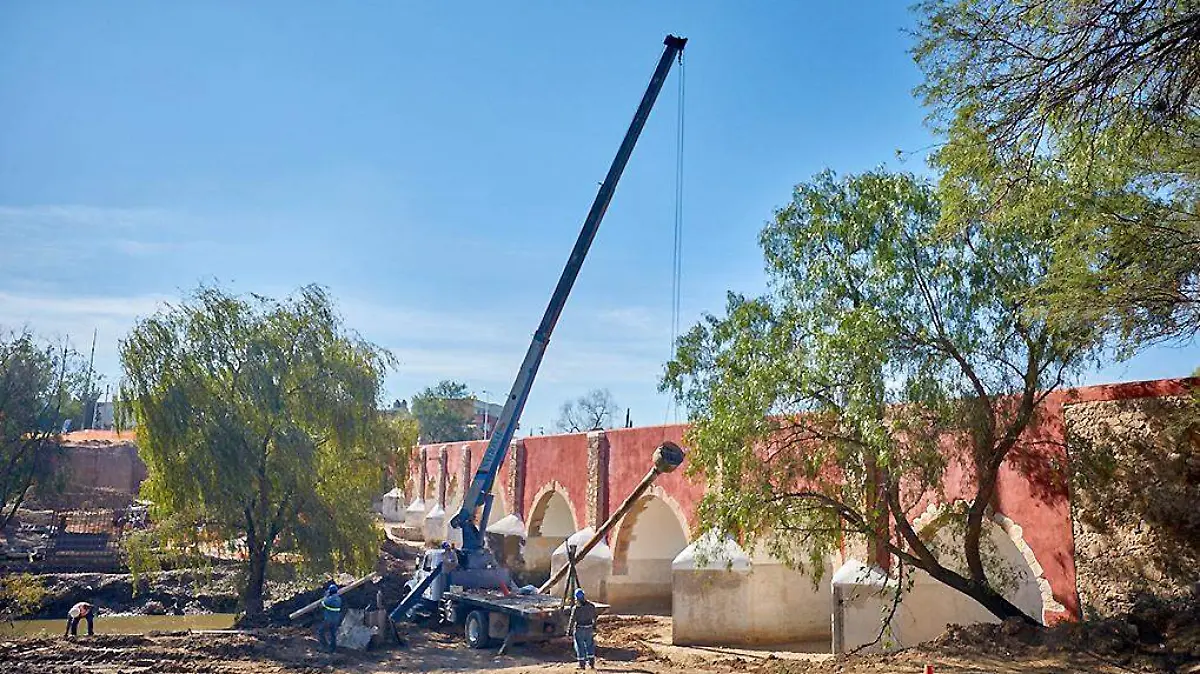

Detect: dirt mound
[259, 539, 416, 627]
[0, 631, 332, 674]
[923, 598, 1200, 670]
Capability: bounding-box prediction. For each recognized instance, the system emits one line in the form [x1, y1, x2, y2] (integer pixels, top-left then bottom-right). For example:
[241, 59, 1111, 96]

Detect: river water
[1, 613, 236, 637]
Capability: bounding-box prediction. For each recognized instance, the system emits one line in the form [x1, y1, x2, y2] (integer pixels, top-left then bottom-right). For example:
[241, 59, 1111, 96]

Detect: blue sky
[1, 2, 1196, 434]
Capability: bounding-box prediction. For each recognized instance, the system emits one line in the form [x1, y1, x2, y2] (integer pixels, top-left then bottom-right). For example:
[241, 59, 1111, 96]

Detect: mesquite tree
[663, 170, 1096, 623]
[915, 0, 1200, 348]
[120, 285, 394, 619]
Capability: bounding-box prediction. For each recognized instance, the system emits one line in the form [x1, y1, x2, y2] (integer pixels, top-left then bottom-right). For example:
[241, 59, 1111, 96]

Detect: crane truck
[388, 35, 687, 651]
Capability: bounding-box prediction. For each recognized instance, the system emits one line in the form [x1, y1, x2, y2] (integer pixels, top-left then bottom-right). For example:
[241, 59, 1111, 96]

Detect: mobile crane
[389, 35, 687, 650]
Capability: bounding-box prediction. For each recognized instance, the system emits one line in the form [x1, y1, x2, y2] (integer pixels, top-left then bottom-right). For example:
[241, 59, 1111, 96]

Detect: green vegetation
[915, 0, 1200, 351]
[121, 529, 161, 596]
[665, 0, 1200, 630]
[119, 284, 397, 619]
[379, 410, 420, 492]
[0, 573, 48, 619]
[411, 380, 473, 443]
[0, 330, 94, 528]
[663, 170, 1096, 623]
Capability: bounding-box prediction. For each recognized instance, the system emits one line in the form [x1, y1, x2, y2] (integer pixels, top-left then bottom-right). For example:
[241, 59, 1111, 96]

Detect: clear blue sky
[2, 2, 1195, 434]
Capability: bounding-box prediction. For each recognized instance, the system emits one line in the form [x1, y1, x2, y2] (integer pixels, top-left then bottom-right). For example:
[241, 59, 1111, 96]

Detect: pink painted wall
[522, 433, 590, 531]
[409, 376, 1200, 623]
[606, 424, 704, 531]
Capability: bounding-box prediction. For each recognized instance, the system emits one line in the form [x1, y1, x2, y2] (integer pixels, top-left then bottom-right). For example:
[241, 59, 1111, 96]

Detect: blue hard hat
[326, 583, 339, 596]
[574, 588, 585, 599]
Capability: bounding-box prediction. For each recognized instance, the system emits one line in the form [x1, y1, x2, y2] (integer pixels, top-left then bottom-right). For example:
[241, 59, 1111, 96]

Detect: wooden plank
[287, 572, 381, 620]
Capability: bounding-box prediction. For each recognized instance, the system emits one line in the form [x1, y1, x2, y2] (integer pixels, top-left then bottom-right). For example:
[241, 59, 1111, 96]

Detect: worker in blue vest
[316, 583, 343, 653]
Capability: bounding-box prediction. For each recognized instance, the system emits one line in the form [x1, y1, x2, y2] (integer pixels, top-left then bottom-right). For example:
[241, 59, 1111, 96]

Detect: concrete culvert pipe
[653, 442, 685, 474]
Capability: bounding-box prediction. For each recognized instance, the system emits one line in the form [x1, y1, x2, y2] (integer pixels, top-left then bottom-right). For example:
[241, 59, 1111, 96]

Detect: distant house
[471, 399, 504, 439]
[92, 401, 116, 430]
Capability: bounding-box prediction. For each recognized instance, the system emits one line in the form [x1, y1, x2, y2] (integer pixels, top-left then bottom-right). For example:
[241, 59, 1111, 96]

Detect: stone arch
[610, 485, 690, 572]
[446, 475, 460, 510]
[527, 481, 580, 537]
[484, 487, 509, 524]
[607, 487, 691, 613]
[523, 482, 580, 583]
[909, 502, 1061, 625]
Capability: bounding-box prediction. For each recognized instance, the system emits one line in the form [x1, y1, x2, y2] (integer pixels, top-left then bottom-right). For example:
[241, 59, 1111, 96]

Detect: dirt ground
[4, 614, 1198, 674]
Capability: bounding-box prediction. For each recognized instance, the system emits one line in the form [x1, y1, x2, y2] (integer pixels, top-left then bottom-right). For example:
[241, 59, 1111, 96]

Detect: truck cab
[403, 548, 452, 613]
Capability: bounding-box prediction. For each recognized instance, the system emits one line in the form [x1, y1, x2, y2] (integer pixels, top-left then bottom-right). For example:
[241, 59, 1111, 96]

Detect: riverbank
[1, 535, 416, 623]
[4, 614, 1198, 674]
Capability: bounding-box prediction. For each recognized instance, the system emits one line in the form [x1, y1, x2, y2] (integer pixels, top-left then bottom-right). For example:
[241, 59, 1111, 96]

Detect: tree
[120, 285, 394, 620]
[555, 389, 618, 433]
[663, 170, 1096, 624]
[914, 0, 1200, 349]
[380, 411, 420, 491]
[411, 380, 473, 443]
[0, 331, 89, 528]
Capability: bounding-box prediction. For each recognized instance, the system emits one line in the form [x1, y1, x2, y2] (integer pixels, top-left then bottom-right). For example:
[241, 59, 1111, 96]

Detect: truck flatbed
[444, 587, 609, 618]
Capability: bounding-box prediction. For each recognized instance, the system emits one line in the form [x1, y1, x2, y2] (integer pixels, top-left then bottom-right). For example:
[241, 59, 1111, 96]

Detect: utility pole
[481, 389, 492, 440]
[81, 329, 97, 429]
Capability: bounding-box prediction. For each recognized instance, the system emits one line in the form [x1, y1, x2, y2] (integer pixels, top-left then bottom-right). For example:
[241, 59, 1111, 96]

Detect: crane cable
[667, 51, 686, 423]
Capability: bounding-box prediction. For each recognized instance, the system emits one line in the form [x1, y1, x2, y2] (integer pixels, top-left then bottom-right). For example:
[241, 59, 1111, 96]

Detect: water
[1, 613, 236, 637]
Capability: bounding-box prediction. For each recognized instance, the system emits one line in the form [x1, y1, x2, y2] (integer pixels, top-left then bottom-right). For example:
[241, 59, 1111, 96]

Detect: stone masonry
[1064, 394, 1200, 618]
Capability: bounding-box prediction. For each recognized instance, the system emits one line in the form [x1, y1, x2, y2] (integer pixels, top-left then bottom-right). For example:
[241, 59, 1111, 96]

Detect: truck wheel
[465, 611, 491, 649]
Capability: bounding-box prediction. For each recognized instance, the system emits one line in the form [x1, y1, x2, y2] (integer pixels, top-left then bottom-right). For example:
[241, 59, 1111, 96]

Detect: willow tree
[120, 285, 394, 619]
[663, 170, 1096, 623]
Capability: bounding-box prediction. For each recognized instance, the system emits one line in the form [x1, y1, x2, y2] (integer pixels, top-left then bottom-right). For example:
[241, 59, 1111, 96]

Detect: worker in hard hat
[567, 588, 598, 669]
[64, 601, 95, 637]
[316, 583, 343, 653]
[440, 541, 459, 574]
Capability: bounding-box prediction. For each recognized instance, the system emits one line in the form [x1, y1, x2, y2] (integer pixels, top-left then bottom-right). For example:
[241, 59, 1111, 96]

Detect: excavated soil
[5, 613, 1199, 674]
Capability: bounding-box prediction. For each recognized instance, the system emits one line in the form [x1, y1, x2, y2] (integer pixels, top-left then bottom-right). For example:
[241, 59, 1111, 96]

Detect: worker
[567, 588, 597, 669]
[64, 601, 95, 637]
[316, 583, 343, 653]
[441, 541, 459, 573]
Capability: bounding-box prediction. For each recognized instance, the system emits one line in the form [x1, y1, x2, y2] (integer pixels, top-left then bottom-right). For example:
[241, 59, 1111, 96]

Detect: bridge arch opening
[610, 493, 690, 614]
[483, 489, 508, 524]
[901, 509, 1049, 643]
[523, 487, 578, 584]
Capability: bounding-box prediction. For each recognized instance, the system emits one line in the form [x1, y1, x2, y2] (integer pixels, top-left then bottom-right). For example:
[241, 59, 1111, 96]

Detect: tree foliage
[411, 380, 473, 443]
[0, 330, 90, 528]
[120, 285, 395, 618]
[663, 170, 1096, 623]
[555, 388, 619, 433]
[380, 410, 420, 490]
[915, 0, 1200, 348]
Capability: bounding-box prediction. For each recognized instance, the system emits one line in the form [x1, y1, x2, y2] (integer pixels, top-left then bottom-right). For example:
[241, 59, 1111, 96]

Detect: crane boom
[451, 34, 687, 553]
